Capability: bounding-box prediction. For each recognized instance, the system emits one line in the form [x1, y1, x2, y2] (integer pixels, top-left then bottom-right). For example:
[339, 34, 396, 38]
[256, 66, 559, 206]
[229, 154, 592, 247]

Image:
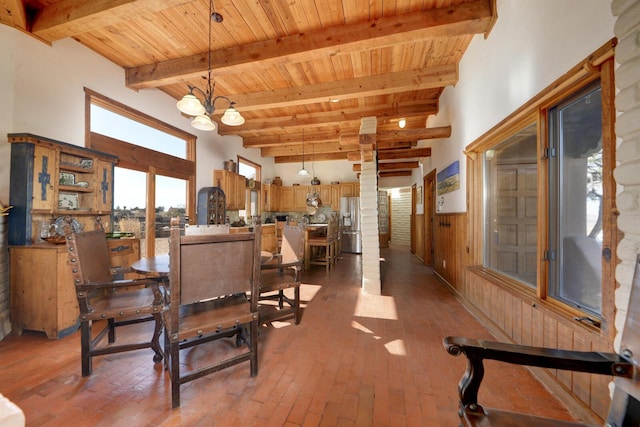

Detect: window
[238, 156, 261, 221]
[483, 123, 538, 287]
[85, 88, 196, 256]
[469, 41, 616, 331]
[548, 83, 603, 314]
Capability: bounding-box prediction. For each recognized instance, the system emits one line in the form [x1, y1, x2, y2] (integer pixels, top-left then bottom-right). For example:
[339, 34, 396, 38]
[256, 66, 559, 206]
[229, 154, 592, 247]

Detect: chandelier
[176, 0, 245, 131]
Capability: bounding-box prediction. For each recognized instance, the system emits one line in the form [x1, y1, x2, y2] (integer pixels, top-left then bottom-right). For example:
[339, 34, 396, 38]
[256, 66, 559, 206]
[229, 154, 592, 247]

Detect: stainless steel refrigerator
[340, 196, 362, 253]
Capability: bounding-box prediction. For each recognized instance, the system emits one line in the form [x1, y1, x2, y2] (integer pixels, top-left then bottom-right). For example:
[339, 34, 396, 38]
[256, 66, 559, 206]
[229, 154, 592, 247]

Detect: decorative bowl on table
[43, 235, 67, 245]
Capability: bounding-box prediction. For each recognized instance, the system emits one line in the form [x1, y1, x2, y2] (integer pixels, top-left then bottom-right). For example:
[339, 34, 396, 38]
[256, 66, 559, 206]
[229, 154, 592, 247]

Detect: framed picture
[58, 193, 79, 210]
[59, 172, 75, 185]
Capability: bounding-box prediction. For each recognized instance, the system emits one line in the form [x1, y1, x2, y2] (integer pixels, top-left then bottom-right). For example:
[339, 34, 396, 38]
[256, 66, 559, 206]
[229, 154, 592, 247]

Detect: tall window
[548, 83, 603, 314]
[238, 156, 261, 221]
[85, 89, 196, 256]
[471, 43, 616, 331]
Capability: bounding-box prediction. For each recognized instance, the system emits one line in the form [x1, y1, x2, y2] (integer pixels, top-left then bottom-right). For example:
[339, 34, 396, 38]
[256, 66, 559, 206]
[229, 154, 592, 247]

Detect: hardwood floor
[0, 244, 577, 426]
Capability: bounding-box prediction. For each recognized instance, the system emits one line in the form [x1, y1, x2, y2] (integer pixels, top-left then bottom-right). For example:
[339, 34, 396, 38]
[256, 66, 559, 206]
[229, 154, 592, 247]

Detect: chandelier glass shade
[176, 0, 245, 131]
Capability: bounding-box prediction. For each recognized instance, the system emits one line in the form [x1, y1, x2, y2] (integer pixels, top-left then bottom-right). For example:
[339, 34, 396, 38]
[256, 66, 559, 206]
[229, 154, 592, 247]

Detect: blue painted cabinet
[8, 133, 117, 245]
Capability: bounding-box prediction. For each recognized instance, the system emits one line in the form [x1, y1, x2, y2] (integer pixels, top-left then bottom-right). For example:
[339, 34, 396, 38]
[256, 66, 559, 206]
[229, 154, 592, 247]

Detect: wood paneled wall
[415, 213, 424, 262]
[461, 269, 611, 421]
[433, 213, 467, 290]
[430, 209, 610, 422]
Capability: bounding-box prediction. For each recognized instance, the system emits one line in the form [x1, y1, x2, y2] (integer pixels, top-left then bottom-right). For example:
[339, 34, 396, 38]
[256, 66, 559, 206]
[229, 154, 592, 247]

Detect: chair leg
[81, 321, 92, 376]
[278, 290, 284, 309]
[151, 313, 163, 363]
[107, 318, 116, 343]
[294, 286, 301, 325]
[170, 337, 181, 409]
[250, 318, 258, 377]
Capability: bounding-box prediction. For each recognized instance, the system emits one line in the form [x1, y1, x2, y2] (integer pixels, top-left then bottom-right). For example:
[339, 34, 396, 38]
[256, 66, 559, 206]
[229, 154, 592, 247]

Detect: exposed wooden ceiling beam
[126, 0, 494, 89]
[378, 148, 432, 160]
[340, 126, 450, 146]
[353, 161, 419, 172]
[247, 127, 443, 149]
[379, 171, 413, 178]
[0, 0, 27, 31]
[274, 152, 349, 163]
[347, 147, 432, 161]
[376, 127, 451, 143]
[30, 0, 195, 42]
[219, 101, 437, 135]
[225, 65, 457, 112]
[261, 142, 358, 158]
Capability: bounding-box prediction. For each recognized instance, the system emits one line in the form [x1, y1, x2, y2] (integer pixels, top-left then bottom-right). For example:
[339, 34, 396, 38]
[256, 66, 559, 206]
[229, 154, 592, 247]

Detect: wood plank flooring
[0, 245, 578, 426]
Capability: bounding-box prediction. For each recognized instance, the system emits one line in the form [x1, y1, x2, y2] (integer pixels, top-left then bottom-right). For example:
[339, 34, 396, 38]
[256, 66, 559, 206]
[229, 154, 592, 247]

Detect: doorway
[423, 170, 436, 266]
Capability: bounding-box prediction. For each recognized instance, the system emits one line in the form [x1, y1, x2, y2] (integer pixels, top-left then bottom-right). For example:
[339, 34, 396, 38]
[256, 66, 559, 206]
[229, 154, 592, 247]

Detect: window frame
[465, 40, 617, 341]
[84, 88, 197, 256]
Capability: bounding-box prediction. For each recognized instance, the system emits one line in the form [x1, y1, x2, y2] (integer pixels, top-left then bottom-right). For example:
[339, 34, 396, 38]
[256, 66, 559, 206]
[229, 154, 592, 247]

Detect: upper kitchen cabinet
[213, 169, 246, 211]
[340, 182, 360, 197]
[262, 183, 280, 212]
[8, 133, 117, 246]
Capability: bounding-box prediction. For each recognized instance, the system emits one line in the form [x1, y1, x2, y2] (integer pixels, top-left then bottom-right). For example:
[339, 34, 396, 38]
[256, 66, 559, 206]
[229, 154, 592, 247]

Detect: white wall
[273, 159, 359, 186]
[0, 25, 272, 204]
[422, 0, 616, 214]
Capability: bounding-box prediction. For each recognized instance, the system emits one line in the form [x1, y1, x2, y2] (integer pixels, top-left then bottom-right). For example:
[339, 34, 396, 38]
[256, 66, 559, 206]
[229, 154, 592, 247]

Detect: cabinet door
[235, 174, 247, 210]
[319, 186, 333, 208]
[331, 185, 340, 208]
[214, 170, 235, 209]
[279, 187, 295, 211]
[262, 184, 280, 211]
[294, 186, 309, 210]
[31, 145, 57, 211]
[94, 159, 114, 212]
[107, 239, 140, 279]
[340, 183, 355, 197]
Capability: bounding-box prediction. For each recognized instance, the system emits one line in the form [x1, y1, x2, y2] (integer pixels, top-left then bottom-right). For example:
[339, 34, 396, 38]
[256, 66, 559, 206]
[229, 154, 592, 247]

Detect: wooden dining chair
[259, 224, 304, 325]
[443, 254, 640, 427]
[65, 230, 165, 376]
[308, 217, 336, 272]
[164, 218, 262, 408]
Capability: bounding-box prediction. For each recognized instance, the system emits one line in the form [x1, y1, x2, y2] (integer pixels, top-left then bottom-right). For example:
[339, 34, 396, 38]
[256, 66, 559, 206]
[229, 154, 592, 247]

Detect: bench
[443, 255, 640, 426]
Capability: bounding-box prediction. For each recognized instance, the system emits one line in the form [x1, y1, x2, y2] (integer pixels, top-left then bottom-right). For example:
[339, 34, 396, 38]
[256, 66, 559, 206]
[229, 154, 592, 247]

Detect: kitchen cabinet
[317, 185, 333, 208]
[229, 225, 276, 253]
[293, 186, 310, 211]
[331, 185, 341, 208]
[213, 170, 246, 210]
[261, 224, 277, 253]
[279, 186, 295, 211]
[8, 133, 117, 246]
[340, 182, 359, 197]
[262, 183, 280, 212]
[9, 238, 140, 339]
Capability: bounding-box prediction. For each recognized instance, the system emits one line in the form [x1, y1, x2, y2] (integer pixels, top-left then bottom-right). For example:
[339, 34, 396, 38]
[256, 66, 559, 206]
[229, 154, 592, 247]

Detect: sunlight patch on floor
[353, 293, 398, 320]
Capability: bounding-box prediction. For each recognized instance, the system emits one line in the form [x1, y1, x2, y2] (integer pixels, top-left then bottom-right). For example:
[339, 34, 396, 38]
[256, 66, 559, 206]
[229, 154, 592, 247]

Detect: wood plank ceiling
[3, 0, 497, 176]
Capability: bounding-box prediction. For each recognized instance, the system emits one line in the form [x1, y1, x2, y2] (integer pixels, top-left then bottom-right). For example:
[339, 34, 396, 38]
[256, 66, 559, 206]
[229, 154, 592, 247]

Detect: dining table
[131, 251, 274, 275]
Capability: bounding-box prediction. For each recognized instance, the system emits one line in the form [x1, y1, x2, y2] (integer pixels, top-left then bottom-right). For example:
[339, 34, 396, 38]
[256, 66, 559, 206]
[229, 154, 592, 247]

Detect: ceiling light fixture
[297, 130, 310, 176]
[398, 118, 407, 128]
[176, 0, 245, 131]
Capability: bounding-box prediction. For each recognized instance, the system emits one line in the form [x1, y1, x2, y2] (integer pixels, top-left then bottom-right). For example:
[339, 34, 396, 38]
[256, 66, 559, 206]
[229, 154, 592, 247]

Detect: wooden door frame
[423, 169, 436, 266]
[411, 184, 416, 253]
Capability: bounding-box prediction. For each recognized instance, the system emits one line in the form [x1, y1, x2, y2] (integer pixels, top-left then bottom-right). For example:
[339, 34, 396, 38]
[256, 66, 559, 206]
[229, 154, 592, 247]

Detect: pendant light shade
[220, 105, 245, 126]
[191, 114, 216, 131]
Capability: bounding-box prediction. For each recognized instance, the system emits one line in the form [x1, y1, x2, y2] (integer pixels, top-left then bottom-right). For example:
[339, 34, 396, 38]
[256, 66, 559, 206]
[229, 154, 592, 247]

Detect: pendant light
[176, 0, 245, 131]
[297, 130, 310, 176]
